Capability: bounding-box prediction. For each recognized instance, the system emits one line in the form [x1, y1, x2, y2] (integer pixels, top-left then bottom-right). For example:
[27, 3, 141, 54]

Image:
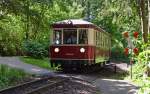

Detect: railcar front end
[49, 19, 111, 70]
[50, 45, 95, 68]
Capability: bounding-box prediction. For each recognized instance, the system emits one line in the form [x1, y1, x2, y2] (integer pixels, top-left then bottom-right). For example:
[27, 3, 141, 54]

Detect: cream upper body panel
[88, 29, 95, 45]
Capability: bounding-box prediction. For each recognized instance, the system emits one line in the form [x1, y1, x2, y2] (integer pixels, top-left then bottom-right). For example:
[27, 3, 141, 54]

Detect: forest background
[0, 0, 150, 93]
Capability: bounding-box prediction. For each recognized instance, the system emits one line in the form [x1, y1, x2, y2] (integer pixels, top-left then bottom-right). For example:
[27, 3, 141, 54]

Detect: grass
[0, 64, 31, 90]
[20, 56, 53, 70]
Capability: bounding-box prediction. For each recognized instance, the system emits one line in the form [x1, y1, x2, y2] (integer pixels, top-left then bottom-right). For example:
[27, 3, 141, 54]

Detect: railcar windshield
[53, 29, 88, 45]
[63, 29, 77, 44]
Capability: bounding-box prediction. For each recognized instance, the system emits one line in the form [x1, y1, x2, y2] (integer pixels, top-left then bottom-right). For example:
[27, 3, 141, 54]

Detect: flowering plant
[123, 31, 129, 38]
[133, 31, 139, 39]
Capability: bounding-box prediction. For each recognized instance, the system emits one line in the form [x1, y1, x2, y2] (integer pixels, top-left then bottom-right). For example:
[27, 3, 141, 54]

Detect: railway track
[0, 75, 101, 94]
[0, 76, 68, 94]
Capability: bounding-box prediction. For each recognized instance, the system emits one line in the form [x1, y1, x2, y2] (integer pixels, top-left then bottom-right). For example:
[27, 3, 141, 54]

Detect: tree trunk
[148, 0, 150, 35]
[25, 0, 30, 40]
[139, 0, 149, 43]
[142, 16, 148, 43]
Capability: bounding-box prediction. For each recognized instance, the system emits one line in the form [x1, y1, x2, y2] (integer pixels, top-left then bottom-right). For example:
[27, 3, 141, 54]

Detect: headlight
[54, 48, 59, 53]
[80, 48, 85, 53]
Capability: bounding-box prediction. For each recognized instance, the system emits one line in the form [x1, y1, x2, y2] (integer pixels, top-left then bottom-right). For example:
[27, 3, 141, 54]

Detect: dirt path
[58, 71, 138, 94]
[0, 57, 55, 76]
[58, 63, 139, 94]
[93, 79, 138, 94]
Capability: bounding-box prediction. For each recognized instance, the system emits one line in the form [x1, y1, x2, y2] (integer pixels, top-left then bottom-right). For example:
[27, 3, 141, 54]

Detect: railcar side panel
[95, 30, 110, 63]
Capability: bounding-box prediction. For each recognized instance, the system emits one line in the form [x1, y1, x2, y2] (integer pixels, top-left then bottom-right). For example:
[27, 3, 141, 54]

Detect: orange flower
[133, 31, 139, 38]
[123, 32, 129, 38]
[124, 48, 129, 56]
[133, 48, 138, 55]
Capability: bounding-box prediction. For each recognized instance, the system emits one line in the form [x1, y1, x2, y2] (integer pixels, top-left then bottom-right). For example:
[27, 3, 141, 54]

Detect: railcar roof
[52, 19, 106, 33]
[55, 19, 93, 25]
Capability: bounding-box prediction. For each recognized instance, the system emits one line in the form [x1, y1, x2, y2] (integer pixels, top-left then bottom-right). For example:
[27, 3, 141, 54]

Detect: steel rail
[0, 76, 66, 94]
[26, 79, 68, 94]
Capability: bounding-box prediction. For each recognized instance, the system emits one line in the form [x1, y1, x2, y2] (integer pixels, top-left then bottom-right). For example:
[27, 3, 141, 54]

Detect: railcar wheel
[103, 62, 106, 66]
[106, 60, 110, 64]
[84, 65, 90, 73]
[50, 62, 54, 68]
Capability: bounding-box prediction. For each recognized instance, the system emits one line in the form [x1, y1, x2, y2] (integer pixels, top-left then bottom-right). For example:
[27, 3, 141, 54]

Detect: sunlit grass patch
[20, 56, 53, 70]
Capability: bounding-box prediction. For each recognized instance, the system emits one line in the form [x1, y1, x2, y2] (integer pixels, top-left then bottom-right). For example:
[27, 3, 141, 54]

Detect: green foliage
[138, 77, 150, 94]
[23, 41, 48, 58]
[0, 15, 24, 56]
[131, 42, 150, 93]
[91, 0, 141, 62]
[0, 0, 141, 59]
[133, 41, 150, 75]
[0, 0, 84, 56]
[20, 56, 52, 70]
[0, 64, 30, 90]
[111, 46, 129, 62]
[138, 50, 150, 64]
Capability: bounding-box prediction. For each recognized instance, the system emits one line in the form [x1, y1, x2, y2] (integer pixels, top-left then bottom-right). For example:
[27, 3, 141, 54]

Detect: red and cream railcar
[50, 19, 111, 69]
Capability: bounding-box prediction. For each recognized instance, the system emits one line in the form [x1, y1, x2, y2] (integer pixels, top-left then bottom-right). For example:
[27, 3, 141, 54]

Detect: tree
[136, 0, 149, 43]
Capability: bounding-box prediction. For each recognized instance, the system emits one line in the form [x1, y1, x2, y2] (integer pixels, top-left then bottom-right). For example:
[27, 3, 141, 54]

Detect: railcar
[50, 19, 111, 70]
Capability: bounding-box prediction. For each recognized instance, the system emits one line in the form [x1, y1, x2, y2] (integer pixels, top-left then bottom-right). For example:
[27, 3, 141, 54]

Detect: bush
[0, 31, 23, 56]
[23, 41, 48, 58]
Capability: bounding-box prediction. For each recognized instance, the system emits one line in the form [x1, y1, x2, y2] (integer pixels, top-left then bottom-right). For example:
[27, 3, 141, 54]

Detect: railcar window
[63, 29, 77, 44]
[100, 32, 102, 47]
[102, 33, 104, 48]
[79, 29, 88, 44]
[98, 32, 101, 46]
[96, 32, 98, 45]
[104, 34, 106, 48]
[107, 38, 109, 49]
[101, 33, 103, 47]
[53, 30, 62, 44]
[96, 31, 99, 46]
[105, 35, 106, 48]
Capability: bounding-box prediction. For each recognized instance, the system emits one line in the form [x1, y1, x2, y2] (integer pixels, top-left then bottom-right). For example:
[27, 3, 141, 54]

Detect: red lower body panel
[50, 45, 95, 60]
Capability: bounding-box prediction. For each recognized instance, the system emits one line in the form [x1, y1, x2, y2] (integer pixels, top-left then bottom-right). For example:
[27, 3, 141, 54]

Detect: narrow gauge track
[0, 76, 68, 94]
[61, 62, 116, 74]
